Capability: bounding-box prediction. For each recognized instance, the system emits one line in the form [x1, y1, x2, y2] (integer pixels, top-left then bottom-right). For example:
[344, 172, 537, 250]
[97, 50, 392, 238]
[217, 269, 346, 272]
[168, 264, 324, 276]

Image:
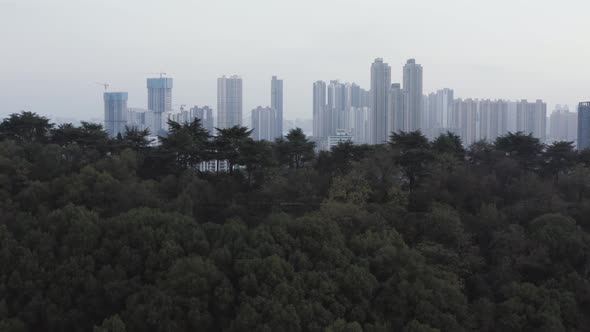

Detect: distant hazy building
[271, 76, 283, 138]
[147, 77, 173, 135]
[453, 98, 478, 146]
[423, 93, 436, 138]
[328, 80, 348, 135]
[360, 88, 371, 109]
[145, 111, 166, 137]
[388, 83, 406, 135]
[347, 83, 361, 110]
[479, 99, 508, 142]
[251, 106, 277, 141]
[103, 92, 128, 138]
[370, 58, 392, 144]
[435, 89, 454, 130]
[189, 106, 214, 134]
[167, 107, 191, 124]
[351, 107, 370, 144]
[126, 108, 147, 131]
[217, 75, 243, 129]
[506, 101, 518, 133]
[327, 129, 354, 150]
[166, 106, 214, 135]
[313, 80, 327, 139]
[403, 59, 423, 131]
[516, 99, 547, 142]
[549, 105, 577, 143]
[578, 102, 590, 150]
[125, 108, 158, 144]
[420, 89, 455, 139]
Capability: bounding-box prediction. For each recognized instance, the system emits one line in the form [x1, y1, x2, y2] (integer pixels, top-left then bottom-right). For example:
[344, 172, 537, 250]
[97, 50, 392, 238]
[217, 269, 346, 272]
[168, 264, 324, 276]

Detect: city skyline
[98, 57, 580, 150]
[2, 1, 589, 121]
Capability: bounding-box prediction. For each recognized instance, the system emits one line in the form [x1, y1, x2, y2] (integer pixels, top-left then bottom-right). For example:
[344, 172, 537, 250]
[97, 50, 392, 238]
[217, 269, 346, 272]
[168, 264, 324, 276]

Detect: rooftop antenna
[95, 82, 110, 91]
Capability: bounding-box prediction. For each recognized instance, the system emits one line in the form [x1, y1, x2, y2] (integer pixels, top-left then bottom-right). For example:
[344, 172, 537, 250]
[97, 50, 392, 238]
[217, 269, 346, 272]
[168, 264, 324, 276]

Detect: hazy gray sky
[1, 0, 589, 121]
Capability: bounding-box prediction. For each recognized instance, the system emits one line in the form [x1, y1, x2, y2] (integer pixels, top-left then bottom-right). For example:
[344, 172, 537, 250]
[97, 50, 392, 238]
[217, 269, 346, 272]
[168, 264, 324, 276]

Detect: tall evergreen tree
[275, 128, 315, 169]
[389, 130, 432, 192]
[214, 125, 253, 175]
[0, 111, 53, 143]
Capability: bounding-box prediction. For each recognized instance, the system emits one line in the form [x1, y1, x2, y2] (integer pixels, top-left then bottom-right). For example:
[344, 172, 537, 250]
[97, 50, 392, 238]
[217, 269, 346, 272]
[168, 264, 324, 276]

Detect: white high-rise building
[435, 89, 454, 130]
[370, 58, 392, 144]
[315, 79, 370, 147]
[313, 80, 327, 140]
[147, 77, 173, 135]
[442, 97, 547, 146]
[549, 105, 577, 143]
[453, 98, 478, 146]
[126, 108, 165, 139]
[104, 92, 128, 138]
[517, 99, 547, 142]
[251, 106, 277, 141]
[126, 108, 147, 132]
[388, 83, 406, 135]
[144, 110, 166, 138]
[346, 83, 361, 110]
[190, 106, 214, 134]
[217, 75, 243, 129]
[423, 93, 437, 138]
[403, 59, 423, 132]
[420, 89, 454, 140]
[507, 102, 518, 133]
[271, 76, 283, 138]
[328, 129, 354, 150]
[351, 107, 370, 144]
[479, 99, 508, 142]
[328, 80, 348, 135]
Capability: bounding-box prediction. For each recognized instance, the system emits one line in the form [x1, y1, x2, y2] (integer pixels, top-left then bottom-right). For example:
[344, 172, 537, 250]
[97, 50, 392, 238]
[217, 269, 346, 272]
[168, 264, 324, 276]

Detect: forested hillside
[1, 112, 589, 332]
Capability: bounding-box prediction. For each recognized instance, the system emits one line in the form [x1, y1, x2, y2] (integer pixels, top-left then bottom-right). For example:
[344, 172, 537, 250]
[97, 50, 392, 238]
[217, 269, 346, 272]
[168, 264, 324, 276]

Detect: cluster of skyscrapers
[549, 105, 577, 143]
[103, 59, 589, 152]
[104, 76, 175, 138]
[103, 75, 284, 144]
[313, 58, 551, 149]
[250, 76, 284, 141]
[312, 80, 371, 147]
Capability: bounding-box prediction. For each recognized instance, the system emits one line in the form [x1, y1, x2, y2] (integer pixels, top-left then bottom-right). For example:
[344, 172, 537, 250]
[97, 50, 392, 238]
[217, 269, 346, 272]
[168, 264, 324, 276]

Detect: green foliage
[94, 315, 127, 332]
[543, 141, 576, 180]
[328, 171, 371, 206]
[495, 131, 545, 171]
[389, 130, 433, 192]
[214, 125, 253, 175]
[160, 119, 211, 172]
[275, 128, 315, 169]
[122, 126, 152, 151]
[0, 111, 53, 143]
[0, 113, 590, 331]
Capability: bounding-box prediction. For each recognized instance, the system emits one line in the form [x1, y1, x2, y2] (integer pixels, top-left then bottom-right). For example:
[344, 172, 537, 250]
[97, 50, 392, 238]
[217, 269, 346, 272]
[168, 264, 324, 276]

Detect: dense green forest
[1, 111, 590, 332]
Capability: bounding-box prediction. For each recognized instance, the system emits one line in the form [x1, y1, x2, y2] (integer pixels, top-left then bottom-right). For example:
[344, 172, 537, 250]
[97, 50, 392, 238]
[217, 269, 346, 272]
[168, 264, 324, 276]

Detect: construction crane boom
[94, 82, 110, 91]
[149, 72, 168, 78]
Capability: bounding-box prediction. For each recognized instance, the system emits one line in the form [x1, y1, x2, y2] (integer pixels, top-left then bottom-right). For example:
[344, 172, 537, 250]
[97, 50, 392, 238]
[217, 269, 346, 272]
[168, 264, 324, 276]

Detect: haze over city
[1, 0, 589, 121]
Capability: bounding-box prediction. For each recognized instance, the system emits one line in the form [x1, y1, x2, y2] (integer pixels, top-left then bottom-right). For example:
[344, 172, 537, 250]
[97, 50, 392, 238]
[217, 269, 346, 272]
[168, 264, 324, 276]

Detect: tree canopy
[0, 112, 590, 331]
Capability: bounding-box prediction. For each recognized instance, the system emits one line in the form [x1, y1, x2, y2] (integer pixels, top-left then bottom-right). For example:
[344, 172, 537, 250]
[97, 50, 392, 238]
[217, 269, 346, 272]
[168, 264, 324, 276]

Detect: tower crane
[95, 82, 110, 91]
[149, 72, 168, 78]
